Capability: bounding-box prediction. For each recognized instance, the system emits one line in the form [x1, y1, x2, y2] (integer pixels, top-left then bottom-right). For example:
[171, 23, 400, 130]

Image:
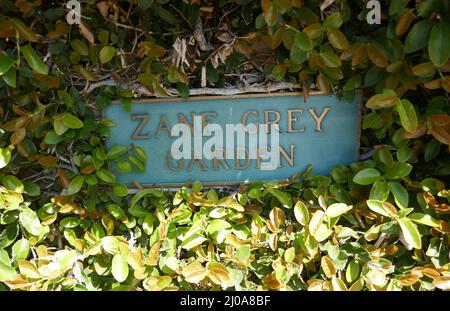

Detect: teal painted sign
[104, 93, 360, 186]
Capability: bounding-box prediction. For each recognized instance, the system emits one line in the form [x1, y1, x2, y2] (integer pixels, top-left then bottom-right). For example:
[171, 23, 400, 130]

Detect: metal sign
[104, 92, 361, 187]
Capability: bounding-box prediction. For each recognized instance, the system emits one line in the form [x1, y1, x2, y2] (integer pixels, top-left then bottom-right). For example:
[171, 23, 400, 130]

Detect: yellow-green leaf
[396, 99, 418, 133]
[99, 46, 116, 64]
[398, 217, 422, 249]
[112, 253, 129, 282]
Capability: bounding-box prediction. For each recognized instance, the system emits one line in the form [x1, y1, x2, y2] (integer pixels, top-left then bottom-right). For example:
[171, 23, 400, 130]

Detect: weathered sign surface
[104, 93, 360, 186]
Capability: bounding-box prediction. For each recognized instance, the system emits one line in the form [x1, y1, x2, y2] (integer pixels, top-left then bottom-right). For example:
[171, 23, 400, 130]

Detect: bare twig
[105, 18, 152, 34]
[83, 79, 303, 97]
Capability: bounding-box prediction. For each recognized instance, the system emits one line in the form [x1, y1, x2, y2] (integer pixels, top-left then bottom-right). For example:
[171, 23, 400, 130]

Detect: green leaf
[44, 130, 64, 145]
[405, 20, 432, 53]
[91, 223, 106, 240]
[207, 190, 219, 204]
[290, 43, 308, 64]
[9, 18, 38, 42]
[138, 73, 156, 86]
[96, 169, 116, 183]
[398, 217, 422, 249]
[331, 165, 349, 184]
[2, 67, 16, 87]
[21, 45, 48, 75]
[236, 245, 250, 262]
[218, 196, 245, 211]
[0, 54, 15, 76]
[417, 0, 444, 18]
[266, 189, 292, 208]
[329, 184, 352, 205]
[67, 176, 85, 195]
[54, 119, 68, 135]
[369, 180, 389, 201]
[2, 175, 24, 193]
[107, 204, 126, 219]
[396, 99, 418, 133]
[408, 213, 439, 228]
[322, 12, 343, 30]
[62, 113, 84, 129]
[112, 253, 129, 282]
[0, 261, 16, 282]
[389, 0, 406, 16]
[113, 184, 129, 197]
[428, 20, 450, 67]
[156, 276, 172, 290]
[128, 205, 149, 218]
[192, 180, 203, 193]
[397, 145, 412, 163]
[296, 7, 318, 25]
[366, 200, 397, 218]
[384, 162, 413, 180]
[421, 178, 444, 194]
[353, 168, 381, 185]
[207, 219, 231, 235]
[343, 75, 362, 91]
[294, 201, 310, 226]
[181, 234, 207, 250]
[327, 29, 349, 50]
[130, 189, 162, 208]
[319, 52, 341, 68]
[19, 208, 42, 236]
[366, 92, 400, 110]
[99, 46, 116, 64]
[102, 236, 120, 254]
[295, 32, 313, 52]
[398, 208, 413, 218]
[138, 0, 154, 10]
[271, 64, 286, 81]
[134, 146, 148, 163]
[424, 139, 441, 162]
[71, 39, 89, 56]
[158, 6, 178, 25]
[128, 155, 145, 172]
[346, 260, 361, 283]
[377, 146, 393, 167]
[60, 217, 81, 229]
[326, 203, 352, 219]
[116, 161, 132, 173]
[0, 224, 19, 249]
[143, 214, 154, 235]
[388, 182, 409, 209]
[309, 210, 325, 237]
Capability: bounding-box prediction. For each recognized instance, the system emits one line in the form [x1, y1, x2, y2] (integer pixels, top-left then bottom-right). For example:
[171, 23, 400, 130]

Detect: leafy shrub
[0, 0, 449, 291]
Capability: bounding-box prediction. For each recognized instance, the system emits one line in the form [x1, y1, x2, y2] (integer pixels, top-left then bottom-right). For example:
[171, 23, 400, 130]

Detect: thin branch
[105, 18, 152, 34]
[83, 79, 303, 97]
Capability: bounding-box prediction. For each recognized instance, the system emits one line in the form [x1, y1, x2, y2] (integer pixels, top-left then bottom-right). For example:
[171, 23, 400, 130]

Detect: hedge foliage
[0, 0, 450, 291]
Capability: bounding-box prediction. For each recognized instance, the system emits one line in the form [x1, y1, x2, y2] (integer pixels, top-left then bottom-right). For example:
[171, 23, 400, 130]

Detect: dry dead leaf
[79, 21, 94, 44]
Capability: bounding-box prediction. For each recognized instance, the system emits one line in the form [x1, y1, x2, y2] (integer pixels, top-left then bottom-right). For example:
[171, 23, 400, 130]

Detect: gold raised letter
[187, 159, 208, 172]
[155, 114, 171, 138]
[131, 114, 150, 140]
[235, 148, 251, 170]
[166, 152, 184, 171]
[212, 149, 229, 171]
[279, 144, 295, 167]
[242, 111, 258, 127]
[263, 110, 281, 133]
[308, 107, 330, 132]
[287, 109, 305, 133]
[177, 113, 194, 134]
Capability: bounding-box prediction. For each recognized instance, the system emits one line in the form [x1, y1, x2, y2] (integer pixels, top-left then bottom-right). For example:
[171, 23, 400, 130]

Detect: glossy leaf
[398, 217, 422, 249]
[21, 45, 48, 75]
